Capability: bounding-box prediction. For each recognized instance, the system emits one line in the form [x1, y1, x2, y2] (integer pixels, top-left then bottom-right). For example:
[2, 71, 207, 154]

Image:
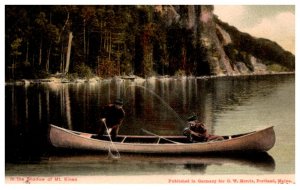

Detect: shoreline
[5, 71, 295, 86]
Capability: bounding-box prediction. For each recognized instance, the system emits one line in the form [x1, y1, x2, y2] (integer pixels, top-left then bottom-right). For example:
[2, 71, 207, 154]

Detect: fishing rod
[141, 128, 182, 144]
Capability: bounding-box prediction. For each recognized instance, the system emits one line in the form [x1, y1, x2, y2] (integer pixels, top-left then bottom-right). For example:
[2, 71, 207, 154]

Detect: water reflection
[6, 75, 291, 134]
[183, 152, 275, 174]
[5, 74, 294, 175]
[5, 151, 275, 176]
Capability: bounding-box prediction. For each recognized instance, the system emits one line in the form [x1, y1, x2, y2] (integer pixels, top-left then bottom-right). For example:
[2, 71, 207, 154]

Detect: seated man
[183, 115, 224, 142]
[93, 99, 125, 140]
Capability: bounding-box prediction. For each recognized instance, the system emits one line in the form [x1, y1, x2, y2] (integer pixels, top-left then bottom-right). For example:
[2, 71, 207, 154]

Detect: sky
[214, 5, 295, 54]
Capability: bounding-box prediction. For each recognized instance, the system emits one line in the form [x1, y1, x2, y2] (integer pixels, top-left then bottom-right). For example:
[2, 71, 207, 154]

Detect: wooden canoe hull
[49, 124, 275, 154]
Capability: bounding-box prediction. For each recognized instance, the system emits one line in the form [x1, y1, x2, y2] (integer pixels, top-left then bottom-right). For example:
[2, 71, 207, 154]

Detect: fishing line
[124, 84, 185, 127]
[102, 119, 121, 160]
[141, 128, 182, 144]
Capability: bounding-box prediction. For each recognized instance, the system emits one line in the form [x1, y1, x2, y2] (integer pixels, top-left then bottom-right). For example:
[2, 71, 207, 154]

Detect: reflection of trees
[5, 75, 292, 164]
[61, 85, 72, 129]
[121, 75, 291, 135]
[123, 83, 186, 135]
[9, 75, 291, 135]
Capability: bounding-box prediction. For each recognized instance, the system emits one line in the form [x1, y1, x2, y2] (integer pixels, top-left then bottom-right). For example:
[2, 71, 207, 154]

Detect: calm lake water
[5, 74, 295, 176]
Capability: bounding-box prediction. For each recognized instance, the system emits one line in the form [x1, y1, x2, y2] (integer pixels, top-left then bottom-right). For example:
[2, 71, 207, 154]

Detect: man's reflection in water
[184, 163, 208, 174]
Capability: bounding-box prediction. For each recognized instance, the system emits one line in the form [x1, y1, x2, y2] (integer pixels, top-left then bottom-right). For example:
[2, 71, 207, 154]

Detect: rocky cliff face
[156, 5, 294, 76]
[199, 6, 240, 75]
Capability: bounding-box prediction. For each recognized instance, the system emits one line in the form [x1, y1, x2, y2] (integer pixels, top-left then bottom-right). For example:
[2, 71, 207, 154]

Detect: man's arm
[110, 125, 119, 139]
[190, 130, 207, 137]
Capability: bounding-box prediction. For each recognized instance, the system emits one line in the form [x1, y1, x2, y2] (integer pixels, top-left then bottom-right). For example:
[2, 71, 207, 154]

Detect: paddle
[141, 128, 182, 144]
[101, 119, 120, 159]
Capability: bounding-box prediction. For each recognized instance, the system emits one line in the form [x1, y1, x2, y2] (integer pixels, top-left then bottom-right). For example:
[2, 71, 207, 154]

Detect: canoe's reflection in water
[183, 152, 275, 173]
[41, 150, 275, 175]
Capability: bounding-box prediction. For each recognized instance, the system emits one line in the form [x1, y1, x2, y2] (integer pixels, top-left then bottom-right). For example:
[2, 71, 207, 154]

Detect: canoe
[48, 124, 275, 154]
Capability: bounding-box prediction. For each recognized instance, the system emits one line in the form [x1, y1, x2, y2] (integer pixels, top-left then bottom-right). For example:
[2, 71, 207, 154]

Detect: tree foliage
[5, 5, 294, 80]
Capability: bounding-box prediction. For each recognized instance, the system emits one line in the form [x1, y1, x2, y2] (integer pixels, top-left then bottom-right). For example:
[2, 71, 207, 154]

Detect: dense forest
[5, 5, 295, 80]
[5, 5, 202, 79]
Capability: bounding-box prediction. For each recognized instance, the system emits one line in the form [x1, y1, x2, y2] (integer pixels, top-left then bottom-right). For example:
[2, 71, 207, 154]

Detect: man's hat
[114, 99, 124, 106]
[187, 115, 197, 121]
